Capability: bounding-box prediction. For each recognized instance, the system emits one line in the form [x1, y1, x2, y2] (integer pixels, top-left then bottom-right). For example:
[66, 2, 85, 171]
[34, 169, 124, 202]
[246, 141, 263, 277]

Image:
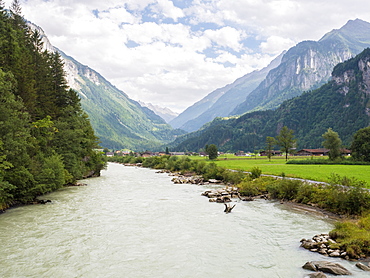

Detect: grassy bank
[108, 155, 370, 259]
[193, 155, 370, 186]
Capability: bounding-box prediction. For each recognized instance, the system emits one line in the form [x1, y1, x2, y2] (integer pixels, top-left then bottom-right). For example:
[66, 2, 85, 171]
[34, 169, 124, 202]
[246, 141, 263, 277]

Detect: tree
[266, 136, 276, 161]
[276, 126, 296, 161]
[206, 144, 218, 160]
[0, 2, 106, 209]
[350, 126, 370, 162]
[322, 128, 342, 160]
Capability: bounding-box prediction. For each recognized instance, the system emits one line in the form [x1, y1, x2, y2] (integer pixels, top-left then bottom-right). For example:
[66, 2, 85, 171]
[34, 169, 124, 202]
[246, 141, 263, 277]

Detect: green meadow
[192, 155, 370, 185]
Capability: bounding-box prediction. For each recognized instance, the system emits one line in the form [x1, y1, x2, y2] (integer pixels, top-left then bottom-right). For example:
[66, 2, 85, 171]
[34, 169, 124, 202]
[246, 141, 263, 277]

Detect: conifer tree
[0, 1, 105, 208]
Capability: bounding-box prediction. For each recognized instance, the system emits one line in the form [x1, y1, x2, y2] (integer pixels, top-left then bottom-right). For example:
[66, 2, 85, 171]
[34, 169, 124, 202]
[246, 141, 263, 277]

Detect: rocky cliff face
[231, 19, 370, 116]
[332, 50, 370, 117]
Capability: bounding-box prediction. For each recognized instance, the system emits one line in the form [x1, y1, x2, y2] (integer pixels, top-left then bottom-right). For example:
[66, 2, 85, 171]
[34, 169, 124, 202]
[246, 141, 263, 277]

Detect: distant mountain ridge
[171, 47, 370, 152]
[231, 18, 370, 115]
[170, 19, 370, 134]
[169, 52, 284, 132]
[138, 101, 178, 123]
[30, 23, 184, 150]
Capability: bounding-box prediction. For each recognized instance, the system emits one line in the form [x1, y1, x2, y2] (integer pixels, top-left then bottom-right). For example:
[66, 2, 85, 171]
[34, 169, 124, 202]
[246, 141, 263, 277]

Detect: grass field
[191, 155, 370, 185]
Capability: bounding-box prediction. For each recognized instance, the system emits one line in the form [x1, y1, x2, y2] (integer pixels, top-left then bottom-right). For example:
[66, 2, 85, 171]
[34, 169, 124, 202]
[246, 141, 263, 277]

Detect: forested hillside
[0, 2, 105, 210]
[172, 48, 370, 152]
[58, 50, 185, 150]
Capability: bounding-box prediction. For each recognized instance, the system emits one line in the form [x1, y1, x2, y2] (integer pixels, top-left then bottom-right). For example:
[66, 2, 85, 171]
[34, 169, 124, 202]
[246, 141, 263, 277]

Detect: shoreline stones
[300, 234, 349, 259]
[202, 187, 240, 203]
[302, 261, 351, 275]
[171, 174, 205, 185]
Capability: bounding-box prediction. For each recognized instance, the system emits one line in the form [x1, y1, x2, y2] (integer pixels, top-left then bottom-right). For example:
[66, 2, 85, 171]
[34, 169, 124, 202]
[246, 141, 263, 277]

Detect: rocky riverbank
[301, 234, 348, 259]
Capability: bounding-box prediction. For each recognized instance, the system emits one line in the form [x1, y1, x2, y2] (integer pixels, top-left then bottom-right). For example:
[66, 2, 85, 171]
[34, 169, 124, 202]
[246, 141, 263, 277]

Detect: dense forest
[0, 1, 106, 210]
[171, 48, 370, 152]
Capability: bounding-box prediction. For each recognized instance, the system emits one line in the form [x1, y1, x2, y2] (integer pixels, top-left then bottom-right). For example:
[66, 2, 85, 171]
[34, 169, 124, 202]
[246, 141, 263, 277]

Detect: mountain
[31, 23, 184, 150]
[60, 51, 185, 150]
[171, 48, 370, 152]
[231, 19, 370, 115]
[169, 52, 284, 132]
[137, 101, 179, 123]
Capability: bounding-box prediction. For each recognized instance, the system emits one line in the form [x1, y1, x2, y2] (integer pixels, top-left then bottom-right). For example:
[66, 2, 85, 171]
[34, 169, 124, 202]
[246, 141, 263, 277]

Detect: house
[235, 151, 248, 156]
[105, 152, 114, 157]
[260, 150, 282, 156]
[170, 152, 185, 156]
[296, 148, 329, 156]
[296, 148, 351, 156]
[141, 151, 155, 158]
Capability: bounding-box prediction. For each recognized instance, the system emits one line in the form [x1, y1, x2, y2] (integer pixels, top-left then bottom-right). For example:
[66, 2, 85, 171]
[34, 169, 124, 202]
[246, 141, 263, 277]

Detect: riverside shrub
[109, 156, 370, 216]
[329, 215, 370, 259]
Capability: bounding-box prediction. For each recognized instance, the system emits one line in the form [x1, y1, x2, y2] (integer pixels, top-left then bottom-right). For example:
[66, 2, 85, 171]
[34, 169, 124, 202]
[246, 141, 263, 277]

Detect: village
[101, 148, 352, 158]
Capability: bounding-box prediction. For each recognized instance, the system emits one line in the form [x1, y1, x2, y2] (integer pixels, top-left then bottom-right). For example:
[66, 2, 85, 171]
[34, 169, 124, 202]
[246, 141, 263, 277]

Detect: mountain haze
[231, 19, 370, 115]
[138, 101, 179, 123]
[169, 52, 284, 132]
[171, 48, 370, 152]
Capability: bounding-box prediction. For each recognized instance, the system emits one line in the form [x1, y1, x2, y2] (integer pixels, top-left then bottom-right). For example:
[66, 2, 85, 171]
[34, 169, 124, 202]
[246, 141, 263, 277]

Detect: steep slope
[172, 48, 370, 152]
[231, 19, 370, 116]
[60, 51, 184, 150]
[169, 52, 284, 132]
[31, 23, 184, 150]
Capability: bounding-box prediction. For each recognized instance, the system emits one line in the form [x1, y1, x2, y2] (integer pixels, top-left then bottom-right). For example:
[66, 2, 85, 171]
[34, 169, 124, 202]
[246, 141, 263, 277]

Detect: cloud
[203, 27, 246, 51]
[152, 0, 185, 21]
[259, 36, 295, 55]
[5, 0, 370, 113]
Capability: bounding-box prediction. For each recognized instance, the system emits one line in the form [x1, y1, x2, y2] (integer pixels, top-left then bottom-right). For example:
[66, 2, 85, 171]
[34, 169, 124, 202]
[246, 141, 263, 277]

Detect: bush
[250, 167, 262, 179]
[266, 179, 302, 200]
[203, 163, 225, 181]
[222, 170, 246, 185]
[295, 183, 320, 204]
[237, 176, 273, 196]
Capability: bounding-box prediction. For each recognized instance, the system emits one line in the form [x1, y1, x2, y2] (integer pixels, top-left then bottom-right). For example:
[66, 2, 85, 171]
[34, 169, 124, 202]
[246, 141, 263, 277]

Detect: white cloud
[98, 7, 140, 25]
[204, 27, 245, 51]
[6, 0, 370, 113]
[153, 0, 185, 21]
[259, 36, 295, 55]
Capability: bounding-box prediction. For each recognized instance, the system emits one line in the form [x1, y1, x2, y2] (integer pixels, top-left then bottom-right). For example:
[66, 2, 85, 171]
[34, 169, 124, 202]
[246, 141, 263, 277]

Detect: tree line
[0, 1, 106, 210]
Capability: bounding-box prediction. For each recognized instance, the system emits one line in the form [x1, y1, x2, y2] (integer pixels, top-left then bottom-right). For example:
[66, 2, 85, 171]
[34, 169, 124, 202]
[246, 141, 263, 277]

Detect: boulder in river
[304, 272, 327, 278]
[302, 261, 351, 275]
[356, 262, 370, 271]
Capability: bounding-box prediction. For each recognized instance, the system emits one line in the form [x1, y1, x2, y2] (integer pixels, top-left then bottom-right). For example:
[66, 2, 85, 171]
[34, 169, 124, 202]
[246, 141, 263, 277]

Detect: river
[0, 163, 368, 277]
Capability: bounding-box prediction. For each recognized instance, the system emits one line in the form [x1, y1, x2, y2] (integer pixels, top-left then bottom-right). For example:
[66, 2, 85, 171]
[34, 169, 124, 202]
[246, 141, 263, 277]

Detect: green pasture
[191, 155, 370, 185]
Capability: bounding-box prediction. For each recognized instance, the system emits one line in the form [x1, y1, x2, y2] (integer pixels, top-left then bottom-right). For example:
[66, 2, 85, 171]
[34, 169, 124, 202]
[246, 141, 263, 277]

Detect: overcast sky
[7, 0, 370, 112]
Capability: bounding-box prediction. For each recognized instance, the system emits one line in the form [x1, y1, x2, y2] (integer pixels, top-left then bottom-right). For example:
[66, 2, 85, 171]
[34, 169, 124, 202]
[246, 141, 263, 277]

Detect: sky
[7, 0, 370, 113]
